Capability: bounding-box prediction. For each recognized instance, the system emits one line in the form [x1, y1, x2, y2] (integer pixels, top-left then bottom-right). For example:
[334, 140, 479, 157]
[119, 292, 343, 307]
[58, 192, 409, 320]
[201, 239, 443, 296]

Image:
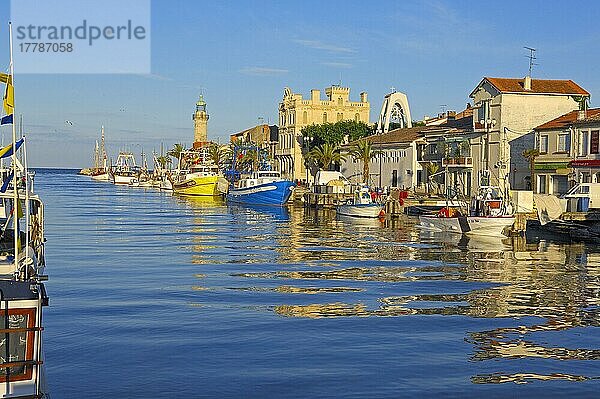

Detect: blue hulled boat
[227, 171, 295, 206]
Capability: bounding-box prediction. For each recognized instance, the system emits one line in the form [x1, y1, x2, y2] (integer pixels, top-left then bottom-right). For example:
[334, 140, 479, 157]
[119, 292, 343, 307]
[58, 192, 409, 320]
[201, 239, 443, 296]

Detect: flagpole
[8, 22, 19, 275]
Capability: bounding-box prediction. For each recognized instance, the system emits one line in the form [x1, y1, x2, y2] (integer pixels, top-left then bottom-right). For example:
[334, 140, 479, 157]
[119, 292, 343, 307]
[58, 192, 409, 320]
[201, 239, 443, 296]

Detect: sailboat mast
[9, 22, 19, 273]
[101, 125, 107, 170]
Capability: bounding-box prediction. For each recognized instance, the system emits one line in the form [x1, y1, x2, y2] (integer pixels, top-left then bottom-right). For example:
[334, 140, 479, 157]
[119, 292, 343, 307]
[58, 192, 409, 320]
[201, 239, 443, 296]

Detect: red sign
[570, 159, 600, 167]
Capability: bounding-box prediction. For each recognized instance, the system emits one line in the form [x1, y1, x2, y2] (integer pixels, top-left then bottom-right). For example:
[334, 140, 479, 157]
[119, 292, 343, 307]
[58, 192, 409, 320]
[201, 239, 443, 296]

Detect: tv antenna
[524, 46, 537, 77]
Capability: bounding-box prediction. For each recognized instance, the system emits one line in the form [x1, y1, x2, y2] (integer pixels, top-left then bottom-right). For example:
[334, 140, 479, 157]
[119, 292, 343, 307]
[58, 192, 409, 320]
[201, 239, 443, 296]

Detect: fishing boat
[417, 186, 515, 237]
[227, 170, 295, 206]
[90, 126, 109, 181]
[336, 186, 384, 218]
[110, 152, 138, 185]
[0, 23, 49, 397]
[172, 149, 225, 197]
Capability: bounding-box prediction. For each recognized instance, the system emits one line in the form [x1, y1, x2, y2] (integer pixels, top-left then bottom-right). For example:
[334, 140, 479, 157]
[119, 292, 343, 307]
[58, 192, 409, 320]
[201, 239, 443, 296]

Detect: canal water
[39, 169, 599, 398]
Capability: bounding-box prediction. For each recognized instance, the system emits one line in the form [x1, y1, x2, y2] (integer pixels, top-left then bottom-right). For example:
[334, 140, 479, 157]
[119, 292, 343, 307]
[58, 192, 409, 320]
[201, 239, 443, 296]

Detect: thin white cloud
[239, 67, 289, 76]
[294, 39, 356, 54]
[321, 62, 353, 69]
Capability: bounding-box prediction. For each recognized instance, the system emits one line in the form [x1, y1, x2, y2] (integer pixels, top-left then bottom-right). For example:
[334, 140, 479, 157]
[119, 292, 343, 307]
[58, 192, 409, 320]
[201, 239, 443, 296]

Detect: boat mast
[101, 125, 107, 171]
[8, 22, 19, 273]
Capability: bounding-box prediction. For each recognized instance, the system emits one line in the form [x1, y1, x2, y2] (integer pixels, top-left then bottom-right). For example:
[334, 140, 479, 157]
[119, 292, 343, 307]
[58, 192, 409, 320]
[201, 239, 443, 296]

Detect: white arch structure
[377, 91, 412, 134]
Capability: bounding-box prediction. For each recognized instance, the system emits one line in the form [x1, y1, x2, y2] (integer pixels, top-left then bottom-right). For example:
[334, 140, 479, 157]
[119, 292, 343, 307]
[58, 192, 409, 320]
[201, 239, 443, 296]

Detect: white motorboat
[417, 187, 515, 237]
[0, 29, 50, 397]
[110, 152, 138, 185]
[336, 187, 384, 218]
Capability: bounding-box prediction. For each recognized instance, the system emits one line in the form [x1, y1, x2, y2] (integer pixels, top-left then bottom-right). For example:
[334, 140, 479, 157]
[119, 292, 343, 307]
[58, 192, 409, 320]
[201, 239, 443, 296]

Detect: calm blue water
[37, 169, 600, 398]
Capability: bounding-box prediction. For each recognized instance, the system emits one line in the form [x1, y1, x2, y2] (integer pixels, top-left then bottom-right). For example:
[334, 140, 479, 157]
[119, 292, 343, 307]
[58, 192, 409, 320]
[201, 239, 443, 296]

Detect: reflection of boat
[227, 170, 295, 206]
[172, 149, 225, 197]
[110, 152, 138, 185]
[418, 187, 515, 237]
[336, 187, 384, 218]
[230, 203, 290, 221]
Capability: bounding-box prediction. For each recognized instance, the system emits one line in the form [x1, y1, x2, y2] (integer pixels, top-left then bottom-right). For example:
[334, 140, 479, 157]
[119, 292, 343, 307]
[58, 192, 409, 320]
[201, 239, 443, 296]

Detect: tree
[208, 143, 231, 168]
[307, 143, 345, 170]
[347, 139, 382, 185]
[425, 162, 441, 194]
[237, 149, 259, 172]
[155, 155, 171, 170]
[301, 120, 374, 152]
[167, 143, 185, 164]
[522, 148, 540, 192]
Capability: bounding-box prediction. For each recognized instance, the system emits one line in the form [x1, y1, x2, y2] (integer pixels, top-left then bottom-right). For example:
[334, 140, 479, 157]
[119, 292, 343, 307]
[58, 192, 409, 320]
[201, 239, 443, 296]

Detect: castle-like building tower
[192, 94, 209, 144]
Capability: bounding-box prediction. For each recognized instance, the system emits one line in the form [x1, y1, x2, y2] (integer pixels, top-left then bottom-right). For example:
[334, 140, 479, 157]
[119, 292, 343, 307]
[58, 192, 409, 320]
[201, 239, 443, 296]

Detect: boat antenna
[8, 22, 20, 275]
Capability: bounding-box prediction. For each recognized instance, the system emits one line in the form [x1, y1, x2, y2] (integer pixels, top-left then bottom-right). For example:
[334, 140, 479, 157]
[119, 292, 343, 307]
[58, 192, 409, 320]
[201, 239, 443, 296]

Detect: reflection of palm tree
[307, 143, 345, 170]
[347, 139, 381, 184]
[168, 143, 185, 165]
[522, 148, 540, 191]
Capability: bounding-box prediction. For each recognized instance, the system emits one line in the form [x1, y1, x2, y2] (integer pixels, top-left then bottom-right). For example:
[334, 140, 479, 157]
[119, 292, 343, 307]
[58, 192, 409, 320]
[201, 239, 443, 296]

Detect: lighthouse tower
[192, 94, 209, 146]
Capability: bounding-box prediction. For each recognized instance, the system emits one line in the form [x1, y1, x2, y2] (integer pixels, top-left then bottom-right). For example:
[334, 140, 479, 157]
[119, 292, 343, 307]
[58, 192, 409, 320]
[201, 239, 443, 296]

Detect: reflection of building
[275, 85, 370, 180]
[192, 94, 209, 147]
[469, 76, 589, 191]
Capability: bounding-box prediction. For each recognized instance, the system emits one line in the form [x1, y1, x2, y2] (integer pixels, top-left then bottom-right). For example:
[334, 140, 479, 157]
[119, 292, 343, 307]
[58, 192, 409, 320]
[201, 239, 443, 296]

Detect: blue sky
[1, 0, 599, 167]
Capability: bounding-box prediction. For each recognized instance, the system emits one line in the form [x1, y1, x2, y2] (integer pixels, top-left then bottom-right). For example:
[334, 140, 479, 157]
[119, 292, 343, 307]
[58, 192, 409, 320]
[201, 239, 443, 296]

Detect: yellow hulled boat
[172, 148, 227, 197]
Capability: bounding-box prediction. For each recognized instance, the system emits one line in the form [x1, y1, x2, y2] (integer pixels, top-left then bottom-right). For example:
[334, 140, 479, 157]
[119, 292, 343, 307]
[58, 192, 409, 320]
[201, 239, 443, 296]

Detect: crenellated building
[275, 85, 370, 181]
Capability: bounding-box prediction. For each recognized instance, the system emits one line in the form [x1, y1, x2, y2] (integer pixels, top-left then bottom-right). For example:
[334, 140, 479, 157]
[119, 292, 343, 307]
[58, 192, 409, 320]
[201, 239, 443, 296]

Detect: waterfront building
[275, 85, 370, 180]
[534, 108, 600, 194]
[192, 94, 209, 147]
[230, 124, 279, 161]
[469, 76, 589, 193]
[341, 126, 426, 188]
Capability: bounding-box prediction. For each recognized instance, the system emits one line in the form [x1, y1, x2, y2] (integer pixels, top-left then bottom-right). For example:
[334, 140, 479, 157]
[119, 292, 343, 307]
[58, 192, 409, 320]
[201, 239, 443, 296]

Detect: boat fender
[399, 198, 404, 206]
[378, 209, 385, 218]
[346, 200, 352, 205]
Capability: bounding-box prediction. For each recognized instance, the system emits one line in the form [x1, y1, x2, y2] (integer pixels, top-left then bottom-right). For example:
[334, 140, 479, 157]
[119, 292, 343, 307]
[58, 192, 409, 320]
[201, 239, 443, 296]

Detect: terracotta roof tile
[484, 77, 589, 96]
[535, 108, 600, 130]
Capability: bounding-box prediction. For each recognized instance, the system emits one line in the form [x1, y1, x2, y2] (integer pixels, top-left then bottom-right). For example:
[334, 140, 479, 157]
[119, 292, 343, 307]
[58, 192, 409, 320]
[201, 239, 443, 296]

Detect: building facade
[275, 85, 370, 180]
[534, 109, 600, 194]
[230, 124, 279, 161]
[469, 76, 589, 193]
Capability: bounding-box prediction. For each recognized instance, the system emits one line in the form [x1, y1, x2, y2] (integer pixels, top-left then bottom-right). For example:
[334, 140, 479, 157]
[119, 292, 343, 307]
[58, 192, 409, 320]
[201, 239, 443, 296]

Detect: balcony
[442, 157, 473, 167]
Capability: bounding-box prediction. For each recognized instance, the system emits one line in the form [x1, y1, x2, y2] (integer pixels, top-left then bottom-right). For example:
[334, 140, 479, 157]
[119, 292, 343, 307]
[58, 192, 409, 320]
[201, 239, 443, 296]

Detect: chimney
[524, 75, 532, 91]
[311, 89, 320, 102]
[360, 92, 368, 103]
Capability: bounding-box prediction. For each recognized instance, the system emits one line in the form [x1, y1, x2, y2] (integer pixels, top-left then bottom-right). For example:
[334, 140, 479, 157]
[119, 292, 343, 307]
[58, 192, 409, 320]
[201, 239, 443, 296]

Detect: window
[557, 133, 570, 153]
[539, 135, 549, 153]
[591, 130, 599, 154]
[579, 131, 589, 156]
[337, 112, 343, 122]
[323, 113, 328, 123]
[355, 113, 360, 122]
[338, 97, 343, 106]
[392, 170, 398, 187]
[303, 111, 308, 124]
[538, 175, 547, 194]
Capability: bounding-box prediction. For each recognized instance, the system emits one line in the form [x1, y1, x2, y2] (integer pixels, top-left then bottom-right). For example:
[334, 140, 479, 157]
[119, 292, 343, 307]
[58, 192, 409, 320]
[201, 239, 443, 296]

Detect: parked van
[563, 183, 600, 211]
[313, 171, 351, 194]
[314, 171, 350, 186]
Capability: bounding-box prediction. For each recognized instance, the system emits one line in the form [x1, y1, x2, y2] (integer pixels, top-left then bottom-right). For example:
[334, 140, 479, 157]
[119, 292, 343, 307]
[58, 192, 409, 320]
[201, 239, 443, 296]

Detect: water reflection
[183, 205, 600, 384]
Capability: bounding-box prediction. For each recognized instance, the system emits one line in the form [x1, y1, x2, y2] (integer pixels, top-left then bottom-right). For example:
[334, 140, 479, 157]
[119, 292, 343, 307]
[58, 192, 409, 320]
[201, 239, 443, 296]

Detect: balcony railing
[442, 157, 473, 167]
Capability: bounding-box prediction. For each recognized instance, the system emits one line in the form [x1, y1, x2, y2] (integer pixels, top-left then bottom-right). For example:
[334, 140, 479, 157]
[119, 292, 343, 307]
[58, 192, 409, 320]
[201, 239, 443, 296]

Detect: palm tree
[155, 155, 171, 170]
[167, 143, 185, 165]
[306, 143, 345, 170]
[425, 162, 441, 194]
[238, 149, 259, 172]
[347, 139, 381, 185]
[208, 143, 231, 168]
[522, 148, 540, 191]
